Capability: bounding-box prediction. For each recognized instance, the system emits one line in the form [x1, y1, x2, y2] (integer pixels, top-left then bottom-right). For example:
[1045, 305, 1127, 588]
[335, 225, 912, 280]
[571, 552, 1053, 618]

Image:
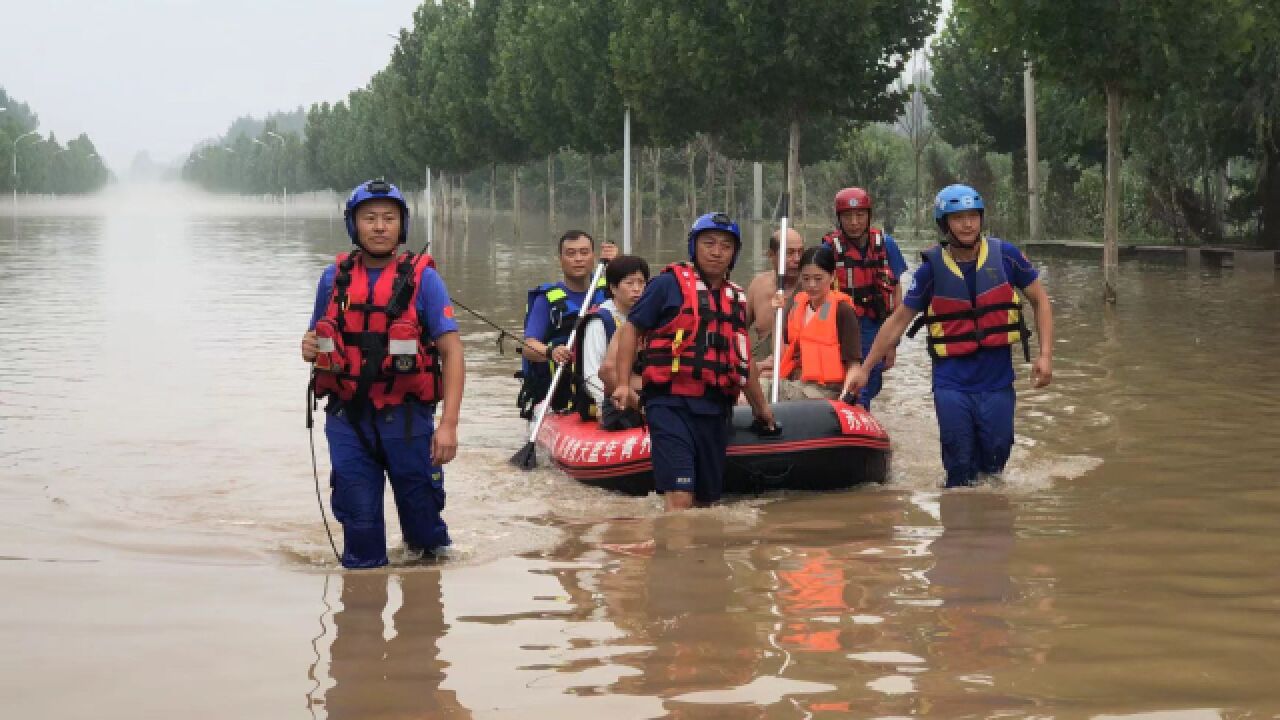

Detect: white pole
[769, 194, 790, 404]
[623, 106, 632, 254]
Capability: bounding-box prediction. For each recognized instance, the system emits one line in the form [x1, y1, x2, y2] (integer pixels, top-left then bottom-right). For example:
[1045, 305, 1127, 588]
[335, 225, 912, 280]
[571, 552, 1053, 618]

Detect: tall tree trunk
[786, 117, 801, 209]
[439, 171, 449, 231]
[634, 153, 643, 241]
[547, 153, 556, 228]
[687, 142, 697, 220]
[489, 163, 497, 234]
[753, 162, 763, 220]
[513, 166, 520, 238]
[652, 148, 662, 226]
[1257, 131, 1280, 249]
[601, 180, 608, 244]
[458, 174, 466, 224]
[1213, 162, 1223, 229]
[1011, 146, 1028, 240]
[587, 155, 596, 233]
[1024, 62, 1043, 243]
[1104, 83, 1122, 304]
[704, 135, 716, 210]
[724, 157, 734, 214]
[1214, 162, 1228, 235]
[914, 150, 923, 236]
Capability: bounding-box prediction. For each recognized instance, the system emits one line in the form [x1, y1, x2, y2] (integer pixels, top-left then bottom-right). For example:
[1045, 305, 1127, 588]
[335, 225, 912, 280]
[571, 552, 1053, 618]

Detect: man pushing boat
[610, 212, 776, 511]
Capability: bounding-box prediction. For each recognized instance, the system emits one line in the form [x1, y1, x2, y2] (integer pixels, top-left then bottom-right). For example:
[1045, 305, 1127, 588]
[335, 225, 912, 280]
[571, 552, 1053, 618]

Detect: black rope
[450, 295, 609, 395]
[307, 369, 342, 566]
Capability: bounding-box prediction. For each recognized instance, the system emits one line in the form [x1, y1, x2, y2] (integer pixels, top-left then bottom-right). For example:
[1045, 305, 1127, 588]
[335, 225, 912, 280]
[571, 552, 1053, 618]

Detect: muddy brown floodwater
[2, 185, 1279, 718]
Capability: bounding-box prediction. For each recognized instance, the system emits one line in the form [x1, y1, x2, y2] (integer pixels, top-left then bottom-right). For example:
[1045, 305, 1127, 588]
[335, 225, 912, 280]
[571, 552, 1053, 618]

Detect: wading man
[821, 187, 907, 410]
[301, 179, 465, 568]
[611, 213, 775, 511]
[842, 184, 1053, 488]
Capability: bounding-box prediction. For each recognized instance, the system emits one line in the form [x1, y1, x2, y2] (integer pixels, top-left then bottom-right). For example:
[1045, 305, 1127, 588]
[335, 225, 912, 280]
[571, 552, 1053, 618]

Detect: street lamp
[12, 129, 39, 212]
[264, 131, 287, 206]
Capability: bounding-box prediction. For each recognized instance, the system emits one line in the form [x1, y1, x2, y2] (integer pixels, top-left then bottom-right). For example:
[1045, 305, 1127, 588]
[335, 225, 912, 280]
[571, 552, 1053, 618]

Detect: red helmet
[834, 187, 873, 216]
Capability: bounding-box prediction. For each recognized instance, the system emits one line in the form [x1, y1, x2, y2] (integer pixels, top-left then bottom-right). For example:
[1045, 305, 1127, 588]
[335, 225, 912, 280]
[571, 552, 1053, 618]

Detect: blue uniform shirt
[523, 286, 606, 342]
[309, 262, 458, 437]
[861, 234, 909, 336]
[628, 271, 731, 416]
[903, 240, 1039, 393]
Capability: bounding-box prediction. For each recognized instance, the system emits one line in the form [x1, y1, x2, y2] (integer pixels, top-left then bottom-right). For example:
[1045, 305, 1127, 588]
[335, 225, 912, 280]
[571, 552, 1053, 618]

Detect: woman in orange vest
[768, 246, 862, 401]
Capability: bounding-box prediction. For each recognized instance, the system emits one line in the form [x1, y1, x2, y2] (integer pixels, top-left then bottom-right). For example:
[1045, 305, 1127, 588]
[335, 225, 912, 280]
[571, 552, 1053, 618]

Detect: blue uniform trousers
[933, 386, 1016, 488]
[647, 403, 731, 504]
[326, 419, 450, 569]
[857, 322, 887, 411]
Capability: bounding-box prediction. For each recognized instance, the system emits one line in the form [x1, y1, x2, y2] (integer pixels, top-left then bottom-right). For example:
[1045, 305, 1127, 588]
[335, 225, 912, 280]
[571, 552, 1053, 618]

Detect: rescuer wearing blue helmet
[300, 179, 466, 568]
[610, 212, 775, 511]
[842, 184, 1056, 488]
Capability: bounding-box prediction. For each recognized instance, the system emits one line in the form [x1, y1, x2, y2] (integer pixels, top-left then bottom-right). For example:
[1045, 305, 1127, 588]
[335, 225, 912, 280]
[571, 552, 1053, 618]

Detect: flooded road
[2, 185, 1279, 718]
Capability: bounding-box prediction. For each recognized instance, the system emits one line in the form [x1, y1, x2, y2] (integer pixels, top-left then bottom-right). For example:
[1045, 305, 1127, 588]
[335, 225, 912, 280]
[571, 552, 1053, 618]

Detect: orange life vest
[312, 250, 441, 409]
[822, 228, 896, 321]
[778, 291, 853, 384]
[640, 262, 750, 404]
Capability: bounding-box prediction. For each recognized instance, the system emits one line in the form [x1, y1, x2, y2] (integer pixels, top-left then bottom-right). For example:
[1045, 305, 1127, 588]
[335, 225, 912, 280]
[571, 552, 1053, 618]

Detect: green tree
[929, 7, 1028, 233]
[739, 0, 939, 199]
[967, 0, 1237, 299]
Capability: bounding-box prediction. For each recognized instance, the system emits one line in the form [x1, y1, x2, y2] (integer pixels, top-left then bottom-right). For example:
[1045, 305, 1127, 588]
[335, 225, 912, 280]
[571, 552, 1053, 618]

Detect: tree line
[0, 88, 110, 195]
[181, 0, 1280, 255]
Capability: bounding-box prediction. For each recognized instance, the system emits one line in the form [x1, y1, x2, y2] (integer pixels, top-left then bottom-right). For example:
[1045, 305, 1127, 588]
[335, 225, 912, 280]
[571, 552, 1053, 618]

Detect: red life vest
[821, 228, 896, 321]
[312, 250, 441, 409]
[640, 262, 750, 404]
[910, 237, 1029, 360]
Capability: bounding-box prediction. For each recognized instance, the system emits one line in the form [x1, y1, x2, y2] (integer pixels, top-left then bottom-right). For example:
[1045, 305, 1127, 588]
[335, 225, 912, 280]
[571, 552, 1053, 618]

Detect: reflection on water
[4, 184, 1280, 717]
[320, 572, 467, 719]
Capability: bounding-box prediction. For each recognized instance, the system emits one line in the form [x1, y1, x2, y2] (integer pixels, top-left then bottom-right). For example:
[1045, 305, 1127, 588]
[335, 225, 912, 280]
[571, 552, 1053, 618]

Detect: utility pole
[623, 106, 631, 253]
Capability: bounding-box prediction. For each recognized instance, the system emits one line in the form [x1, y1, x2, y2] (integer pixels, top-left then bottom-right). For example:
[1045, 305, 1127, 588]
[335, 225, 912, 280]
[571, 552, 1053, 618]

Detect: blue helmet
[344, 179, 410, 246]
[933, 184, 985, 233]
[687, 212, 742, 269]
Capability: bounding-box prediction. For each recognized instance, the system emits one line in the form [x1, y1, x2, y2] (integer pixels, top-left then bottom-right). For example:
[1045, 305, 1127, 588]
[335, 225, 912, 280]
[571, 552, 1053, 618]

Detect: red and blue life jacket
[312, 250, 441, 409]
[821, 228, 896, 321]
[908, 237, 1030, 361]
[640, 262, 750, 404]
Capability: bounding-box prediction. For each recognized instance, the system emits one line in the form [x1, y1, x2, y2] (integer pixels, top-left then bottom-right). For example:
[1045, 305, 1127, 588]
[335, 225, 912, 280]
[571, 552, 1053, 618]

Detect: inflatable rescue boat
[536, 399, 890, 495]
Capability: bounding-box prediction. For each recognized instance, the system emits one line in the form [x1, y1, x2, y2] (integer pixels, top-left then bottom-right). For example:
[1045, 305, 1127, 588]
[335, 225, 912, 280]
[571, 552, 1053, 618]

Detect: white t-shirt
[583, 299, 624, 406]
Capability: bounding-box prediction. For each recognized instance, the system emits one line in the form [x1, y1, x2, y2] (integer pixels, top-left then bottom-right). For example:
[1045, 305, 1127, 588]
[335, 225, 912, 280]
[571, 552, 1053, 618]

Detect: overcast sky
[3, 0, 951, 175]
[1, 0, 420, 171]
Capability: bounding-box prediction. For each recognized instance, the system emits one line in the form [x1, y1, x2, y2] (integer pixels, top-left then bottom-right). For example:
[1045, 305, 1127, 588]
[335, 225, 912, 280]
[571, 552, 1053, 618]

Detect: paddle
[769, 193, 791, 404]
[510, 259, 610, 469]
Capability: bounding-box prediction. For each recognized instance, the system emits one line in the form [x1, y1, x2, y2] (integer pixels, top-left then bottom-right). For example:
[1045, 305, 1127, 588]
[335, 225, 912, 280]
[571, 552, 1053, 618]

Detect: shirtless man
[744, 227, 805, 358]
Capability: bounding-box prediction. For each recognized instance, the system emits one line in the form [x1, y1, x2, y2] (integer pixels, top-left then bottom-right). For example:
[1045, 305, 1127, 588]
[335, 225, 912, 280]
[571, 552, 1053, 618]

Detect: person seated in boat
[759, 246, 862, 401]
[299, 179, 465, 568]
[570, 254, 649, 431]
[745, 227, 804, 359]
[820, 187, 907, 410]
[841, 184, 1054, 488]
[611, 212, 775, 511]
[517, 230, 617, 419]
